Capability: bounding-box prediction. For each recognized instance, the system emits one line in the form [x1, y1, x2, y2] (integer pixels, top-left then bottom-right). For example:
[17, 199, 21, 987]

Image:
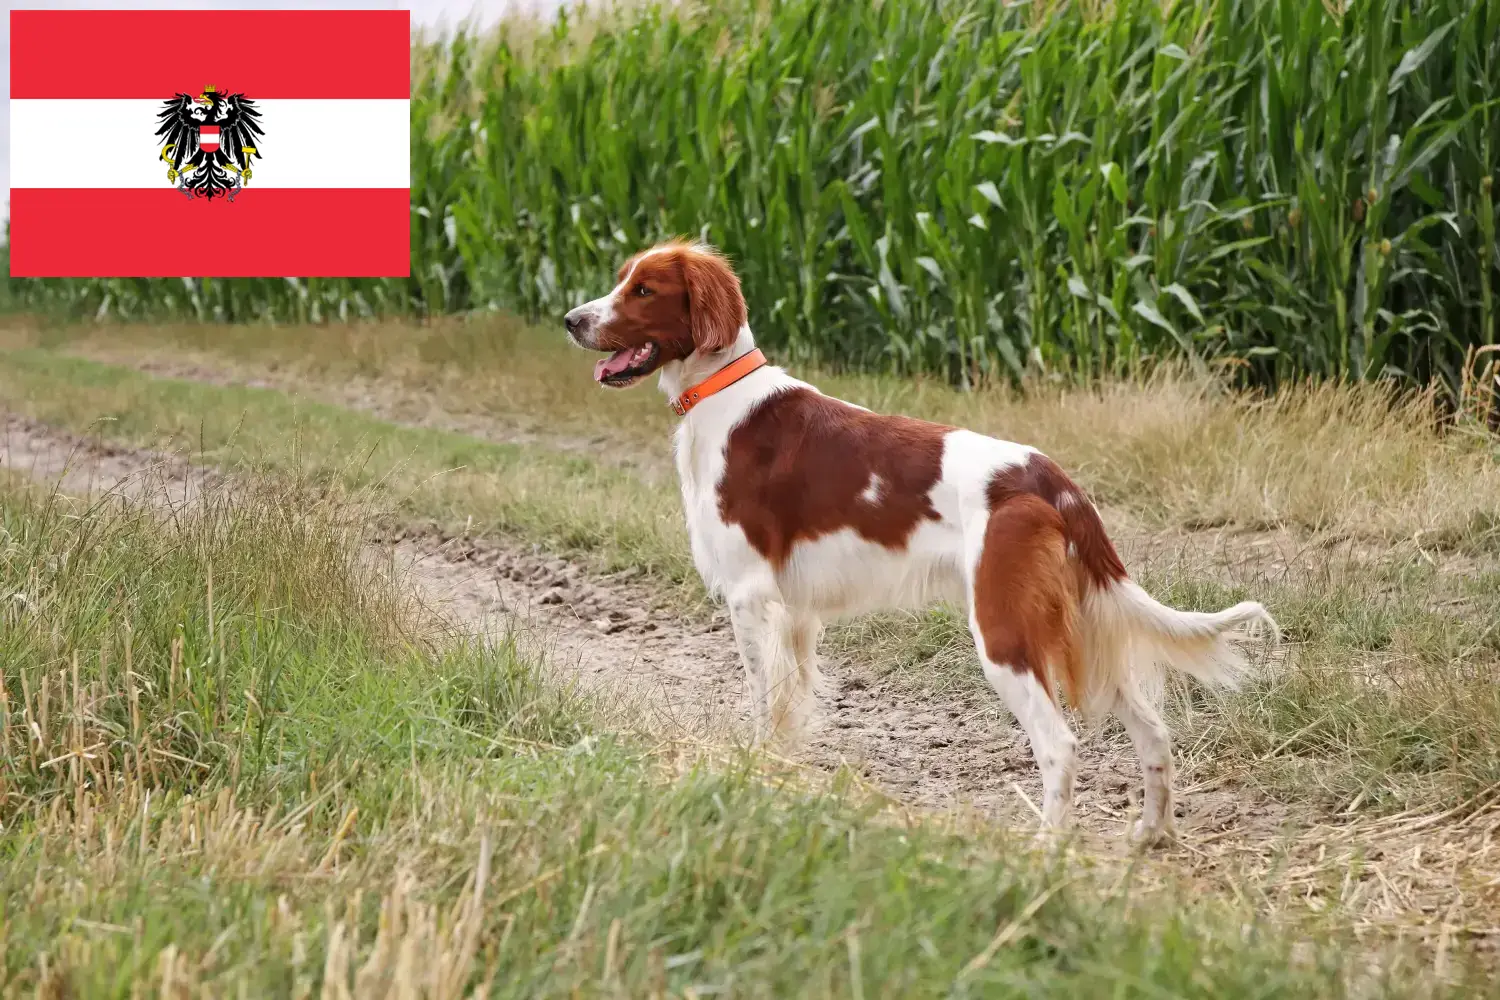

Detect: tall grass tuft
[0, 469, 583, 813]
[7, 0, 1500, 391]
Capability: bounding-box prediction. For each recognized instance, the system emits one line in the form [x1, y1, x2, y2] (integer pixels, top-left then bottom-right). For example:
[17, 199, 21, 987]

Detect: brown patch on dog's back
[988, 452, 1126, 589]
[718, 388, 951, 568]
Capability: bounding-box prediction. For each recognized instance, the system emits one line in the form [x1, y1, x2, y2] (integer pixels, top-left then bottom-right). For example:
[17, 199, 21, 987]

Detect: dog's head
[562, 240, 746, 388]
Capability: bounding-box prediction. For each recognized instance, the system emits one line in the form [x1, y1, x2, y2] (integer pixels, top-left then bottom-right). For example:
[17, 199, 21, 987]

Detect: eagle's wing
[220, 94, 265, 168]
[155, 93, 200, 169]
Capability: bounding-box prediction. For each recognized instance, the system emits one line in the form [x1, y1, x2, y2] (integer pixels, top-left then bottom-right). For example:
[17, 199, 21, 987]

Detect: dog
[563, 239, 1277, 844]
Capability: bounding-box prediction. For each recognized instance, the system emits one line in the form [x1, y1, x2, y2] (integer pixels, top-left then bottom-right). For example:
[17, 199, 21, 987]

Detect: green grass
[0, 470, 585, 810]
[10, 0, 1500, 390]
[4, 466, 1455, 996]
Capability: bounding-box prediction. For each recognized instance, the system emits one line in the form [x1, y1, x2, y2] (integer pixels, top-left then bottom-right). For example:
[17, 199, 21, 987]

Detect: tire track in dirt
[3, 412, 1298, 851]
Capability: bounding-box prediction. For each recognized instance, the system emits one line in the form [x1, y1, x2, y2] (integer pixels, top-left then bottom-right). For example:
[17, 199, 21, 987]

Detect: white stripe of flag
[10, 99, 409, 188]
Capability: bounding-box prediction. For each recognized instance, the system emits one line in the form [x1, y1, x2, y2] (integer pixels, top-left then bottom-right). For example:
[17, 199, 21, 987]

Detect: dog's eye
[634, 284, 651, 297]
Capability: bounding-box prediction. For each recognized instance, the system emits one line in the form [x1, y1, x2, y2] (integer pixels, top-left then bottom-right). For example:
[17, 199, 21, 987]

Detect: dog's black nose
[564, 309, 586, 335]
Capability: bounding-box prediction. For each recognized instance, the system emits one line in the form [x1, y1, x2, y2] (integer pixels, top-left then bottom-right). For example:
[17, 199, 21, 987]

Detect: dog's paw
[1127, 816, 1179, 850]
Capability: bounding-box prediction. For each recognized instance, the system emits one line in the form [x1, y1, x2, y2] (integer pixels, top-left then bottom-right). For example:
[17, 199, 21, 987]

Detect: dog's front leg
[727, 590, 774, 745]
[726, 583, 790, 747]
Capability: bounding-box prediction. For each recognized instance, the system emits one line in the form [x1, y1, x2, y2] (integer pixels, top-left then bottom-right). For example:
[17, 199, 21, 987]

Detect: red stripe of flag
[9, 189, 411, 278]
[11, 10, 410, 99]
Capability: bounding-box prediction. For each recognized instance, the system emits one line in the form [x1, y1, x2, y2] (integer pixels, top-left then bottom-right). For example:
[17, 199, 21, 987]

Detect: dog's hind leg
[979, 660, 1078, 829]
[1111, 683, 1177, 845]
[966, 495, 1082, 832]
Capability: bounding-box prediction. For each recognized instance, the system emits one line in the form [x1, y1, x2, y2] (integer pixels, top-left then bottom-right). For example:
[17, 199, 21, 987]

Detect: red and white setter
[564, 239, 1277, 844]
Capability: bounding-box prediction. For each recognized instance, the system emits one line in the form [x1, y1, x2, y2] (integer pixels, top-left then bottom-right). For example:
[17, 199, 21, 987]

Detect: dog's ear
[682, 246, 746, 354]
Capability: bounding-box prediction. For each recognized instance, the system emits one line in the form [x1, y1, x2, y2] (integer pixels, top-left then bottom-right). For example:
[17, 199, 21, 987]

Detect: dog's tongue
[594, 345, 652, 382]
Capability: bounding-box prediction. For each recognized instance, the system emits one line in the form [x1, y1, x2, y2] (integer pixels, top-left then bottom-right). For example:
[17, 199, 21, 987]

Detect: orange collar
[670, 348, 768, 416]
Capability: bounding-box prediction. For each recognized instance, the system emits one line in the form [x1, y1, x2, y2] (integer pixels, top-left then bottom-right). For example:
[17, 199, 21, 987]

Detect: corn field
[7, 0, 1499, 388]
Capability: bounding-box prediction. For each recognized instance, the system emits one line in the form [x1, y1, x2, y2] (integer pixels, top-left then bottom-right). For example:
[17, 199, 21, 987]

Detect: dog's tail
[1007, 454, 1279, 717]
[1073, 575, 1278, 717]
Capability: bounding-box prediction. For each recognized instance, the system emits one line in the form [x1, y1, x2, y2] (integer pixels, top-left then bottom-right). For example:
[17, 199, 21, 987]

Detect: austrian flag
[9, 9, 411, 277]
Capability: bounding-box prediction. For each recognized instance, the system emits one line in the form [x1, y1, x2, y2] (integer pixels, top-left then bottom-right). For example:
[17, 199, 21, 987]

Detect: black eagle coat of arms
[155, 85, 264, 201]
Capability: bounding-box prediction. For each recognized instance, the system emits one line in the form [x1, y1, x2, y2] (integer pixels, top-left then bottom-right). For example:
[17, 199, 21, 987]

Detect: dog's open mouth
[593, 342, 660, 387]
